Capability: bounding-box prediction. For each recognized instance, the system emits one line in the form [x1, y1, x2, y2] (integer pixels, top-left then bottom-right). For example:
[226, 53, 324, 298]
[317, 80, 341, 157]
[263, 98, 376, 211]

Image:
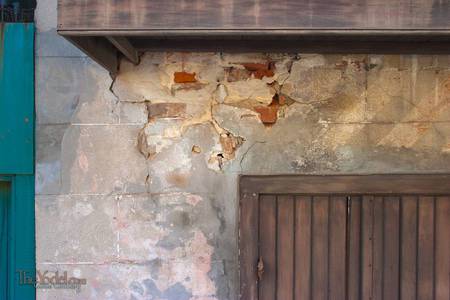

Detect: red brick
[147, 103, 187, 119]
[174, 71, 197, 83]
[241, 62, 275, 79]
[254, 106, 278, 124]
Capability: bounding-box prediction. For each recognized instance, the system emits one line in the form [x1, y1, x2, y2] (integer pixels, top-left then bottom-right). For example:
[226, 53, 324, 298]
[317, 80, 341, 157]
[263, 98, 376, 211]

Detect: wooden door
[239, 175, 450, 300]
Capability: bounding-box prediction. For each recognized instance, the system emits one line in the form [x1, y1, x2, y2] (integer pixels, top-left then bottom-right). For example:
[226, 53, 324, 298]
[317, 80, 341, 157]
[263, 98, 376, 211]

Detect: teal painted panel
[9, 175, 35, 300]
[0, 181, 10, 299]
[0, 176, 35, 300]
[0, 23, 35, 174]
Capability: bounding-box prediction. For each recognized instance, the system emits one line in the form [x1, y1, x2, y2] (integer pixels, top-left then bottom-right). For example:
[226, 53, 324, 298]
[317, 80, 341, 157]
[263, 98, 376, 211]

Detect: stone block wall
[35, 1, 450, 299]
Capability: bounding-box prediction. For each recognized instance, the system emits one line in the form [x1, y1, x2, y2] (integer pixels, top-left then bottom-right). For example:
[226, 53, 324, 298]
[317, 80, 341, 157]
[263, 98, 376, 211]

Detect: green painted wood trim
[0, 181, 10, 299]
[8, 175, 35, 300]
[0, 23, 35, 174]
[0, 176, 35, 300]
[0, 22, 36, 300]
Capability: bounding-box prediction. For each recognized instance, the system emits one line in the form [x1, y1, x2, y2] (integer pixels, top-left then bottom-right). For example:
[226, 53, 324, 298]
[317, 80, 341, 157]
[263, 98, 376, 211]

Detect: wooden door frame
[238, 174, 450, 300]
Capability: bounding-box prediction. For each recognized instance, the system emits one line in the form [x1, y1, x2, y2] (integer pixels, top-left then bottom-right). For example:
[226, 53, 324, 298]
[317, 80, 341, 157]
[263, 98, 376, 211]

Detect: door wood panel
[240, 175, 450, 300]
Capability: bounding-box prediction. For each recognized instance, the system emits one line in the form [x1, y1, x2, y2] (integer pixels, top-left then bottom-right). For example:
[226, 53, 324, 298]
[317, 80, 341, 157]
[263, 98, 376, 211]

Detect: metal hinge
[257, 256, 264, 281]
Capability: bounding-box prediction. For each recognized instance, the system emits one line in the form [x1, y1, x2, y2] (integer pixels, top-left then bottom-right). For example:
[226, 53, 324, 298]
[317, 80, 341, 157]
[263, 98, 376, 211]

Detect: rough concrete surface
[35, 1, 450, 298]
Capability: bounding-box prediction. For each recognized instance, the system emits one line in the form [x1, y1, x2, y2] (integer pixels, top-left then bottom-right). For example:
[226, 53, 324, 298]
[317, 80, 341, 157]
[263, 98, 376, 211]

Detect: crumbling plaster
[35, 1, 450, 298]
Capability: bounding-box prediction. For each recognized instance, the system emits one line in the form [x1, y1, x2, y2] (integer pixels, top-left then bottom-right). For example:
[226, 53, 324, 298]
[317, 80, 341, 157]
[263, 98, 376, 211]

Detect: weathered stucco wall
[35, 2, 450, 299]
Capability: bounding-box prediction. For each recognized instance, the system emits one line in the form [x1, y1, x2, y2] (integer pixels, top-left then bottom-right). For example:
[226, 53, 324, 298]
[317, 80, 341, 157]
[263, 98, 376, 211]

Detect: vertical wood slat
[435, 196, 450, 300]
[311, 196, 329, 300]
[276, 196, 295, 300]
[240, 192, 259, 300]
[361, 195, 374, 300]
[400, 196, 418, 300]
[258, 195, 276, 300]
[417, 196, 435, 300]
[328, 196, 347, 300]
[347, 196, 361, 300]
[246, 190, 450, 300]
[294, 196, 311, 300]
[383, 197, 400, 300]
[372, 196, 384, 300]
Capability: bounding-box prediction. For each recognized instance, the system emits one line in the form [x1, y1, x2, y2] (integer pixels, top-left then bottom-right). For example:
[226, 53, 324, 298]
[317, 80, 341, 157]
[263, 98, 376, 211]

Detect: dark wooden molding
[106, 36, 139, 65]
[240, 174, 450, 195]
[57, 0, 450, 72]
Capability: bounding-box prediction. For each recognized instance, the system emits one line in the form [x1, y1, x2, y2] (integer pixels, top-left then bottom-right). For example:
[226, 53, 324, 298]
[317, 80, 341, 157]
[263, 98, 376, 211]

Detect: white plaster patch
[74, 201, 94, 217]
[186, 194, 202, 206]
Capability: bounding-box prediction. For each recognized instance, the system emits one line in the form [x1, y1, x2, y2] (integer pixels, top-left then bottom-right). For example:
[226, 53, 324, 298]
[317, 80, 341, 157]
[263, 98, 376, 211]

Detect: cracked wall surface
[35, 1, 450, 299]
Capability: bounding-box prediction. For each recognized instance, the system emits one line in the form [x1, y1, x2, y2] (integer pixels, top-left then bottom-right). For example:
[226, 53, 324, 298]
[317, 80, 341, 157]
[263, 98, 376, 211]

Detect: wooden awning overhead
[57, 0, 450, 75]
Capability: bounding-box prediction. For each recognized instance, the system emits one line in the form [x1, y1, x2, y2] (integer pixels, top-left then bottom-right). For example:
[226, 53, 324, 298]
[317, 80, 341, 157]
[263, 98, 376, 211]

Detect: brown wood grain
[417, 196, 435, 300]
[372, 197, 384, 300]
[435, 196, 450, 300]
[347, 196, 361, 300]
[311, 196, 329, 300]
[240, 175, 450, 195]
[329, 196, 347, 300]
[383, 197, 400, 300]
[258, 195, 276, 300]
[361, 195, 374, 300]
[276, 195, 295, 300]
[400, 196, 418, 300]
[239, 191, 259, 300]
[294, 196, 312, 300]
[239, 176, 450, 300]
[58, 0, 450, 31]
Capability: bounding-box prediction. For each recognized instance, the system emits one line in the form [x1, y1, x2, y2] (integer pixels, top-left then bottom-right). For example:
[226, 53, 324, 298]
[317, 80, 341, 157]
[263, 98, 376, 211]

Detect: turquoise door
[0, 23, 36, 300]
[0, 181, 10, 299]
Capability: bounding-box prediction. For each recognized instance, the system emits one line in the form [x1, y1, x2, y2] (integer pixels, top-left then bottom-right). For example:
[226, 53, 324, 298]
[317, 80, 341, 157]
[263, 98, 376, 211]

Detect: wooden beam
[106, 36, 139, 65]
[240, 174, 450, 195]
[65, 36, 118, 77]
[58, 0, 450, 31]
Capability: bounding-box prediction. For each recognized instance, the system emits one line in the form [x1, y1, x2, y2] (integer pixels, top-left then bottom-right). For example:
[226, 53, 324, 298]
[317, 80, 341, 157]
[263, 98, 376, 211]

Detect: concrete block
[148, 103, 187, 119]
[60, 125, 148, 194]
[36, 124, 68, 195]
[36, 195, 116, 263]
[36, 57, 87, 124]
[119, 102, 148, 124]
[36, 29, 86, 58]
[70, 61, 120, 124]
[366, 67, 412, 122]
[365, 122, 450, 172]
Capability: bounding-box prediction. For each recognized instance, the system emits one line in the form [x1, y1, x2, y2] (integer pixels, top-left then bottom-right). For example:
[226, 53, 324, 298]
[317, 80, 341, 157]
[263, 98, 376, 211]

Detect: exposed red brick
[278, 94, 287, 106]
[174, 71, 197, 83]
[254, 94, 285, 125]
[226, 67, 252, 82]
[335, 61, 349, 69]
[254, 106, 278, 125]
[147, 103, 187, 119]
[241, 62, 275, 79]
